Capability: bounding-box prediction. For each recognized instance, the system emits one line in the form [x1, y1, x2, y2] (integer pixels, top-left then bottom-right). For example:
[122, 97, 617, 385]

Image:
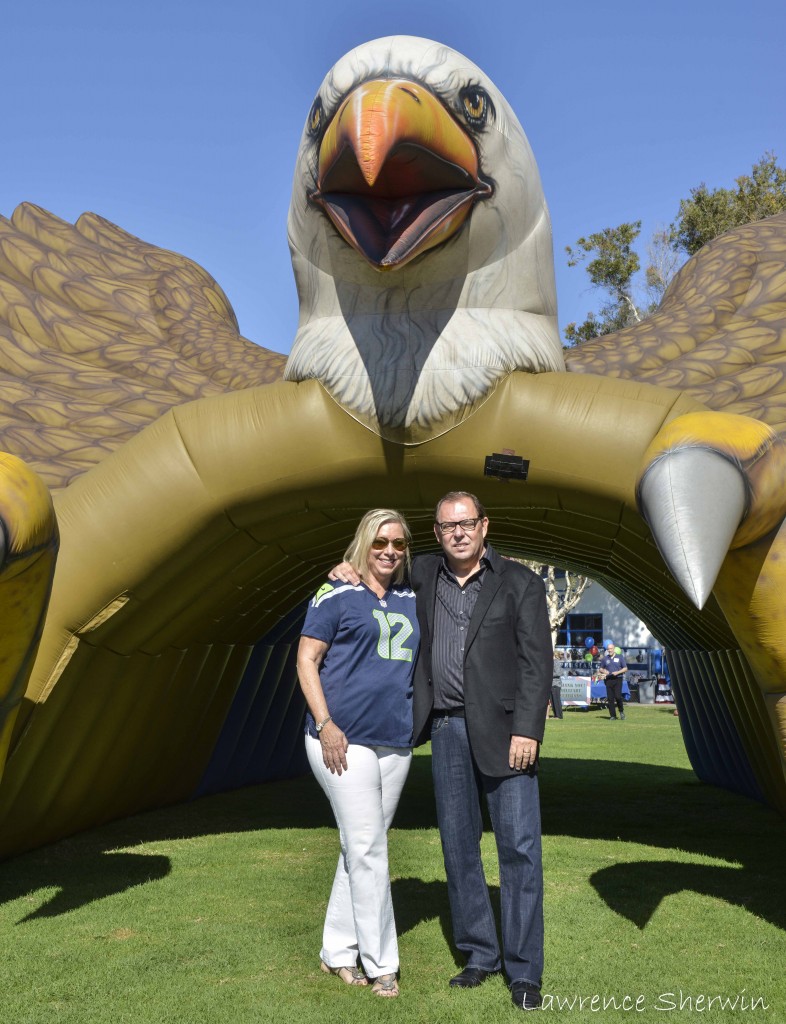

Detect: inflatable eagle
[1, 36, 785, 857]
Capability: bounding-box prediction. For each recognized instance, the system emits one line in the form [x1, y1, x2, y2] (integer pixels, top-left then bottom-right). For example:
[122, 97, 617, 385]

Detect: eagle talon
[637, 446, 748, 608]
[637, 410, 786, 608]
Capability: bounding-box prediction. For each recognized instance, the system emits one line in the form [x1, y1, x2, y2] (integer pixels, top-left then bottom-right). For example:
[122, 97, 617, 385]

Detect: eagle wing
[0, 203, 286, 490]
[565, 212, 786, 434]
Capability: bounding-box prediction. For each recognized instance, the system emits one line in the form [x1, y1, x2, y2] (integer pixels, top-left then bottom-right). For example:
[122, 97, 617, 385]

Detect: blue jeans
[431, 713, 544, 987]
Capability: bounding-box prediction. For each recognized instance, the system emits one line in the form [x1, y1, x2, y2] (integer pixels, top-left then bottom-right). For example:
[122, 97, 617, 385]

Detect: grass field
[1, 704, 784, 1022]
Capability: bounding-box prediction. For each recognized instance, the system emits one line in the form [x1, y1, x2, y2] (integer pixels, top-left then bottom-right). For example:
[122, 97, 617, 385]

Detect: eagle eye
[459, 85, 494, 129]
[307, 97, 324, 138]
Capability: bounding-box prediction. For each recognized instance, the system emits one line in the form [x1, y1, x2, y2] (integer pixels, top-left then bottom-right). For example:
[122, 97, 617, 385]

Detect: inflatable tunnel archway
[0, 370, 782, 858]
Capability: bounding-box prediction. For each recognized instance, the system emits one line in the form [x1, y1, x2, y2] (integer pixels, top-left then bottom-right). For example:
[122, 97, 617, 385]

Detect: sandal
[371, 973, 399, 998]
[320, 960, 368, 986]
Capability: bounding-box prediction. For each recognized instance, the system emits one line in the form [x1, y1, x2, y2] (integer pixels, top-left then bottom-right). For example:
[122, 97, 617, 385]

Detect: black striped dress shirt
[431, 553, 491, 711]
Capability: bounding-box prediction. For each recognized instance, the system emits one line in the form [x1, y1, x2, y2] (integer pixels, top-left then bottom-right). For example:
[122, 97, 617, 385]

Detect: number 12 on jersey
[372, 610, 414, 661]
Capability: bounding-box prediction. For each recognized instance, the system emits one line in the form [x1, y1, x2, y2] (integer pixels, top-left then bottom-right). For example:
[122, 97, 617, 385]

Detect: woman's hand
[320, 721, 349, 774]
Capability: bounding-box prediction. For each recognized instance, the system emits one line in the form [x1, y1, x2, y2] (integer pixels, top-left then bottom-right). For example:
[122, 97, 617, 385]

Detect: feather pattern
[0, 204, 286, 489]
[566, 213, 786, 433]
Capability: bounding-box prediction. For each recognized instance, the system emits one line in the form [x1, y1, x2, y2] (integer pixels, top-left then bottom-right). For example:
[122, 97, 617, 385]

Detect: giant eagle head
[285, 36, 564, 443]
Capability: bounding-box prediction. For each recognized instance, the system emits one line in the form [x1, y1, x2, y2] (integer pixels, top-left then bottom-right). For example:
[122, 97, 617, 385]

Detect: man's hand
[328, 561, 361, 585]
[509, 735, 539, 771]
[320, 721, 349, 775]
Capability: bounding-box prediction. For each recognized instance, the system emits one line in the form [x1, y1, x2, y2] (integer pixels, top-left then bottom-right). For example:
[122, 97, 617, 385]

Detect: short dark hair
[434, 491, 487, 523]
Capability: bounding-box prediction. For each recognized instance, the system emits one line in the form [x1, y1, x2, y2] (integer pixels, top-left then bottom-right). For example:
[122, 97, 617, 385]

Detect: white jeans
[306, 736, 412, 977]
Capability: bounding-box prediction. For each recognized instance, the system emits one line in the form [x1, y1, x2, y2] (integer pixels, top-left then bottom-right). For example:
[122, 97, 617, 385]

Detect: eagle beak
[310, 79, 492, 269]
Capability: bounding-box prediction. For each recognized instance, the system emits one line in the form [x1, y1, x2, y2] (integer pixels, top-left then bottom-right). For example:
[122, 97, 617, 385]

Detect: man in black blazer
[329, 491, 552, 1010]
[413, 491, 552, 1011]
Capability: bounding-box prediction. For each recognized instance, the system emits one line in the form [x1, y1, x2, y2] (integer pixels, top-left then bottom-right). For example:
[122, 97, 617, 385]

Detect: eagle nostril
[398, 86, 421, 104]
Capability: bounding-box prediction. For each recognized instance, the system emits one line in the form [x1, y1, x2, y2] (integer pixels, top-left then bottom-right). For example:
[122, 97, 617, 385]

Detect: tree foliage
[671, 152, 786, 256]
[563, 153, 786, 346]
[644, 227, 681, 308]
[518, 561, 593, 646]
[564, 222, 649, 344]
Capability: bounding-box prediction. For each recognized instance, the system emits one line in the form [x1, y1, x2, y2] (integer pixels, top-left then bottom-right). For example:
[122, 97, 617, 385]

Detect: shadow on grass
[2, 751, 784, 933]
[392, 876, 470, 964]
[2, 851, 171, 923]
[392, 877, 504, 968]
[539, 754, 786, 934]
[589, 861, 774, 930]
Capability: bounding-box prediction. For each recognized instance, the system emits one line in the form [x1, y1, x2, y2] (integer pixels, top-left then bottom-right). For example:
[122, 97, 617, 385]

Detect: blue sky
[3, 0, 784, 353]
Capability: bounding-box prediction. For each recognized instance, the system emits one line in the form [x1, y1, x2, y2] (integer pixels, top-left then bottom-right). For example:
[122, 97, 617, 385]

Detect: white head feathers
[285, 35, 564, 443]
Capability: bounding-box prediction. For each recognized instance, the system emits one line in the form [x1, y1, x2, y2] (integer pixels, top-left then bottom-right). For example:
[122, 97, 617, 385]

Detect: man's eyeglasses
[371, 538, 408, 551]
[436, 518, 483, 534]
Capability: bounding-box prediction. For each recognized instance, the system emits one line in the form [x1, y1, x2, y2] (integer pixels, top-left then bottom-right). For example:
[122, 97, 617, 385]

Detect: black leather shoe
[511, 981, 542, 1010]
[449, 966, 500, 988]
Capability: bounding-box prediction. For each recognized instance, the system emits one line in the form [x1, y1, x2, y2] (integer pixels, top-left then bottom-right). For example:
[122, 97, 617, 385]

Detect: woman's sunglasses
[371, 538, 408, 551]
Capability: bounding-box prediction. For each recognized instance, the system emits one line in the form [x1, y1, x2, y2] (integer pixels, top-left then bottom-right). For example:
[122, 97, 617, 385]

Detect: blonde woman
[297, 509, 419, 998]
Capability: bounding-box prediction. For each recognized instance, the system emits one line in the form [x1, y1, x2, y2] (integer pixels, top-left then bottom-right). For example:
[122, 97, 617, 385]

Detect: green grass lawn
[2, 704, 784, 1022]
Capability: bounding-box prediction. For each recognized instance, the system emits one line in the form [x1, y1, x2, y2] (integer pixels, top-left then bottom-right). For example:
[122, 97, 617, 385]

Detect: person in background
[297, 509, 419, 998]
[549, 651, 564, 719]
[598, 640, 627, 720]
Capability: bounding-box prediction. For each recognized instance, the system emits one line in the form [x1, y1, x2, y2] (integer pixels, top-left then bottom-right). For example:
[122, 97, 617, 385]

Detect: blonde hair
[343, 509, 412, 585]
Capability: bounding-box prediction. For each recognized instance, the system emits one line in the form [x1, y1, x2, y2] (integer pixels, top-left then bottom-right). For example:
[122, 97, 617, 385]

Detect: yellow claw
[642, 411, 774, 461]
[636, 409, 786, 804]
[640, 411, 786, 547]
[0, 452, 58, 784]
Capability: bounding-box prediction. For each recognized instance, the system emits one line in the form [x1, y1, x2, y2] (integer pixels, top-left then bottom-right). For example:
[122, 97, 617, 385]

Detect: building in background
[559, 581, 658, 650]
[555, 580, 670, 696]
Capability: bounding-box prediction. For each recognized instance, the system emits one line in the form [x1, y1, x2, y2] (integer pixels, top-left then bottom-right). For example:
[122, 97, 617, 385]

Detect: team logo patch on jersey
[312, 582, 363, 607]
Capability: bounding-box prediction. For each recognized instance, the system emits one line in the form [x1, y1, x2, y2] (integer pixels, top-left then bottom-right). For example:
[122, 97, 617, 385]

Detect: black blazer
[411, 545, 553, 777]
